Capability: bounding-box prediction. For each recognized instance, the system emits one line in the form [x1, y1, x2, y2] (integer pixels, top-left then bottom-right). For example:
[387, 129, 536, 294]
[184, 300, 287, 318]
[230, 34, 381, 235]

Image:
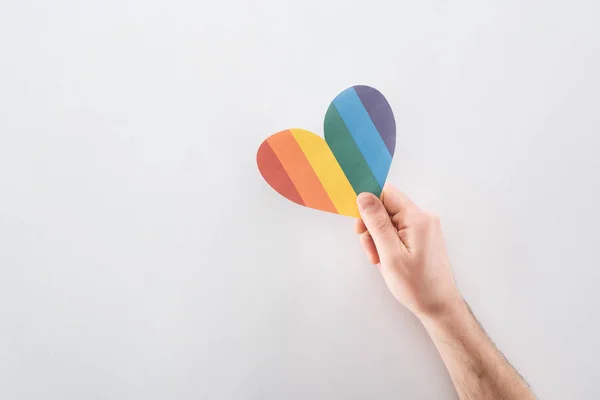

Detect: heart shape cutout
[257, 85, 396, 218]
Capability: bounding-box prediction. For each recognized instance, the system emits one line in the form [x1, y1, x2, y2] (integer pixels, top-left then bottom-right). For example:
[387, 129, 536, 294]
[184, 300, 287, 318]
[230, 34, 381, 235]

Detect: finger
[360, 232, 380, 264]
[381, 184, 419, 216]
[354, 218, 367, 234]
[357, 192, 405, 264]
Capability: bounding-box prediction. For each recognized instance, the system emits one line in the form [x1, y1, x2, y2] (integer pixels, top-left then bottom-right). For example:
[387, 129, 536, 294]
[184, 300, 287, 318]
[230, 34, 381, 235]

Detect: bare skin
[355, 185, 536, 400]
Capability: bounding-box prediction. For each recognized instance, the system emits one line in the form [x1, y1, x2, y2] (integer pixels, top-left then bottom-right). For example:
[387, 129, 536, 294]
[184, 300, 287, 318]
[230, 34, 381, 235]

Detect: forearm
[420, 297, 536, 400]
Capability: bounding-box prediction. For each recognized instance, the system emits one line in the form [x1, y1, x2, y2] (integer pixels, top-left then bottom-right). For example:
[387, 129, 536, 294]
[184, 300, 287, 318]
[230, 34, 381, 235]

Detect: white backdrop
[1, 1, 599, 399]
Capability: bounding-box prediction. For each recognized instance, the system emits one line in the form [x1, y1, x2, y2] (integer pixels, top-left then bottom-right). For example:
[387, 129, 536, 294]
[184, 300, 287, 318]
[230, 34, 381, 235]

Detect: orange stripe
[267, 130, 337, 213]
[257, 140, 304, 206]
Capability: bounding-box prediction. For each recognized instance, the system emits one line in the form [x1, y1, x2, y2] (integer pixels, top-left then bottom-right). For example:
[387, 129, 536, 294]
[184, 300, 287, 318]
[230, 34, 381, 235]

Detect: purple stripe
[354, 85, 396, 156]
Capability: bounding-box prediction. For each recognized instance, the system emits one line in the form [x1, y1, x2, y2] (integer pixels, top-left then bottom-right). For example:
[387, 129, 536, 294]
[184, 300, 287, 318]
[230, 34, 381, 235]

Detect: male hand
[356, 186, 537, 399]
[355, 185, 462, 319]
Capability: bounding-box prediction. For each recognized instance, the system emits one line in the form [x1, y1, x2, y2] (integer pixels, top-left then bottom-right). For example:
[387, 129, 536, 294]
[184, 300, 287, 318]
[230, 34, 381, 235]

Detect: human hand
[355, 185, 462, 320]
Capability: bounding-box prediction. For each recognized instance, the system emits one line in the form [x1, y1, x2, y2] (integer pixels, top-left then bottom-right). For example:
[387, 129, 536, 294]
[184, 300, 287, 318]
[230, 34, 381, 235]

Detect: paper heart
[257, 85, 396, 218]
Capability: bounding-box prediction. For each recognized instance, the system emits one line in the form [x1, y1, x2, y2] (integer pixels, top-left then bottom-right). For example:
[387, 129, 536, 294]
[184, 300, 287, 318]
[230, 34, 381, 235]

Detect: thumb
[357, 193, 402, 264]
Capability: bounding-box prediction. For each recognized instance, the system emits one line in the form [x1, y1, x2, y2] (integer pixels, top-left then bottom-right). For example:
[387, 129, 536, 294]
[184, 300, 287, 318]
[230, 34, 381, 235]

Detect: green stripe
[324, 104, 382, 197]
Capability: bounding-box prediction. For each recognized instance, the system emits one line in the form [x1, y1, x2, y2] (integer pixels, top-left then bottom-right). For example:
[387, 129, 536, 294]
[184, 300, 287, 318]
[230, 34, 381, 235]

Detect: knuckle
[425, 213, 442, 231]
[391, 213, 404, 229]
[428, 213, 441, 225]
[414, 212, 440, 230]
[414, 212, 430, 226]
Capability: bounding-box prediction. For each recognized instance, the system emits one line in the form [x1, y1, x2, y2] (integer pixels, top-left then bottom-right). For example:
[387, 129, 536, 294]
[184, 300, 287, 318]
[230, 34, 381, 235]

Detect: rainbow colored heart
[257, 85, 396, 218]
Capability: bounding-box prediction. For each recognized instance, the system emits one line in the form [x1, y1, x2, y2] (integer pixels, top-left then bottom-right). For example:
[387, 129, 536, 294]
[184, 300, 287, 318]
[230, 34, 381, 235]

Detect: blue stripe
[333, 88, 392, 187]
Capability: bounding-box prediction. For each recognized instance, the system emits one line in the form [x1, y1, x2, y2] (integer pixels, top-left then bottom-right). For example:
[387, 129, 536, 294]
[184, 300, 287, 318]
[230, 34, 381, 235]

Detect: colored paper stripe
[332, 88, 392, 187]
[354, 85, 396, 156]
[256, 141, 304, 206]
[324, 105, 382, 197]
[291, 129, 359, 217]
[267, 131, 337, 213]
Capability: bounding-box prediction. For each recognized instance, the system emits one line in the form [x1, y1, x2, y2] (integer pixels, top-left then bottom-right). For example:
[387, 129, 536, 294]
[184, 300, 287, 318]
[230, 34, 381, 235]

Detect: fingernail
[357, 193, 378, 212]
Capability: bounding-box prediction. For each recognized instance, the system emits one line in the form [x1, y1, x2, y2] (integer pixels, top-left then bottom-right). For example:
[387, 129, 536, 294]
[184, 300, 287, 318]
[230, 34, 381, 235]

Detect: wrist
[416, 289, 468, 328]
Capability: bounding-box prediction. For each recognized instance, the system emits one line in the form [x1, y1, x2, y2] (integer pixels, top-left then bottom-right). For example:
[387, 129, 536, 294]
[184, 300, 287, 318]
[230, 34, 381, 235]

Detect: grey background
[1, 0, 599, 399]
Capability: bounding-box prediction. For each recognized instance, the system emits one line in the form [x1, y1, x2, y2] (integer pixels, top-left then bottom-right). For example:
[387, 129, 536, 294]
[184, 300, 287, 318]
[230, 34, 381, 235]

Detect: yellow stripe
[291, 129, 359, 217]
